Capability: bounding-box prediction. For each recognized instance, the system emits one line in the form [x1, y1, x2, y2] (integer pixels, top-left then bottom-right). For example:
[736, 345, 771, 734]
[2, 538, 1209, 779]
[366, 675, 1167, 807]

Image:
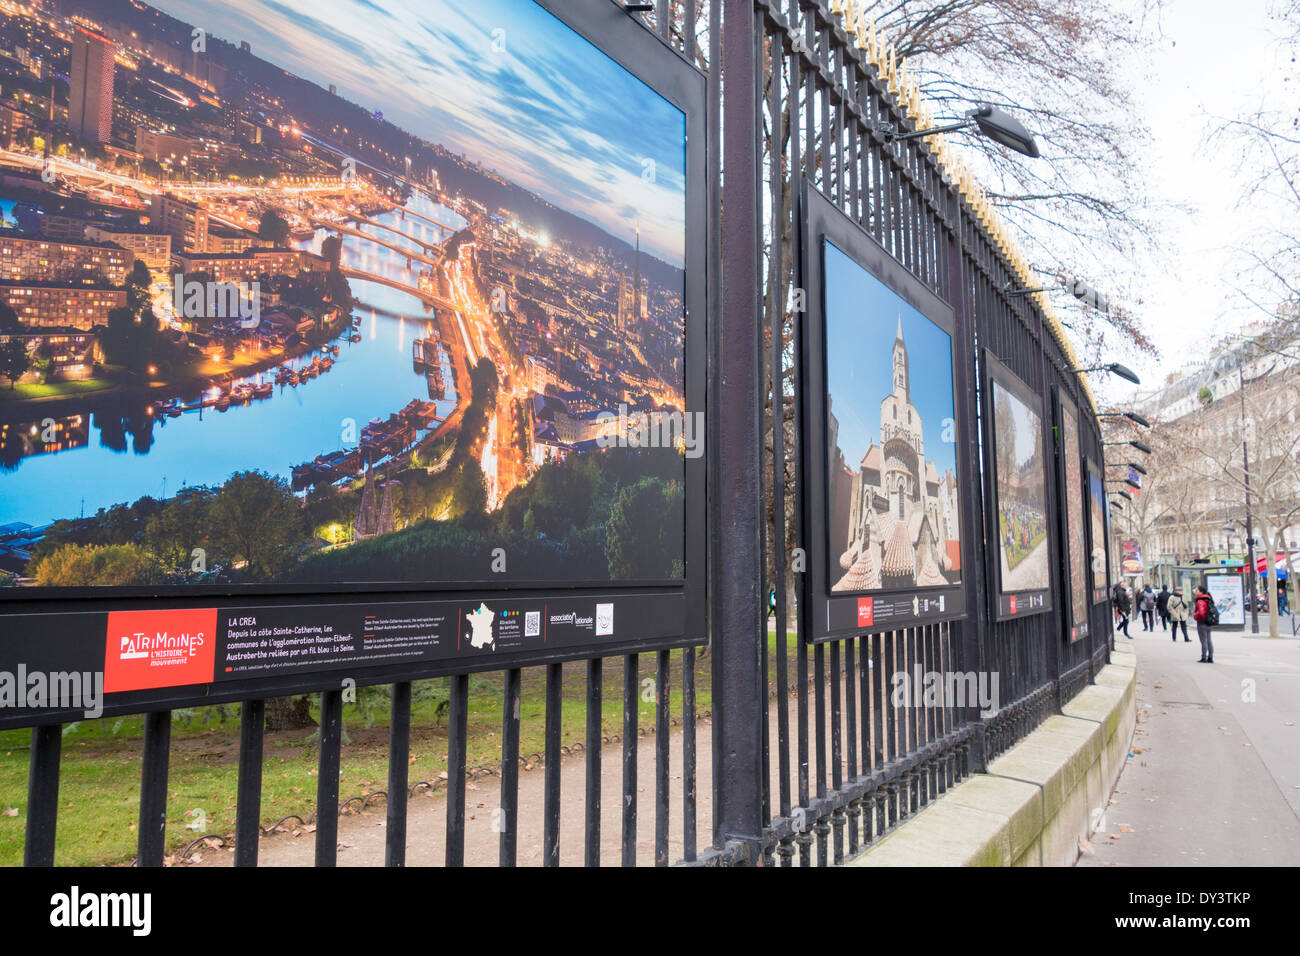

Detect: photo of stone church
[823, 241, 961, 593]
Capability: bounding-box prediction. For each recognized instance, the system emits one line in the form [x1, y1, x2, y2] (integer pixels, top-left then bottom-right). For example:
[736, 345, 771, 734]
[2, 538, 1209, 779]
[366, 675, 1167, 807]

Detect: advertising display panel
[1206, 572, 1245, 628]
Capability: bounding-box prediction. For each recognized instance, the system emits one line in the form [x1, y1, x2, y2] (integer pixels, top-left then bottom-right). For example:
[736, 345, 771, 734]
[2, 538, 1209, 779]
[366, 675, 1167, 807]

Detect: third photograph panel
[983, 350, 1052, 619]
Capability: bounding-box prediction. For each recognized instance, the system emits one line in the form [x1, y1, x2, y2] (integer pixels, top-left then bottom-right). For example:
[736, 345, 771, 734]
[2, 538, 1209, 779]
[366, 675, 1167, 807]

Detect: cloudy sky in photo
[154, 0, 687, 266]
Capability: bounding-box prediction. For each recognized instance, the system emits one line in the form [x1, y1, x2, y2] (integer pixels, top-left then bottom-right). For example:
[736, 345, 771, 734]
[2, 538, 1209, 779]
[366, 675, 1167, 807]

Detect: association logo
[104, 608, 217, 693]
[857, 597, 873, 627]
[595, 603, 614, 636]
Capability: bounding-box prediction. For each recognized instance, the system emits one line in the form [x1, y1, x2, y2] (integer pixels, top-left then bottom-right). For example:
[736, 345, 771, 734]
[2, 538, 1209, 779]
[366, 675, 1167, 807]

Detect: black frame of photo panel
[980, 348, 1054, 622]
[798, 182, 970, 643]
[0, 0, 710, 725]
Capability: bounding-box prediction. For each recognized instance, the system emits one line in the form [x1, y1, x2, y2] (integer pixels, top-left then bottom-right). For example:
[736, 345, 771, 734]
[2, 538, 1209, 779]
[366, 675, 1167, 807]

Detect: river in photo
[0, 191, 466, 528]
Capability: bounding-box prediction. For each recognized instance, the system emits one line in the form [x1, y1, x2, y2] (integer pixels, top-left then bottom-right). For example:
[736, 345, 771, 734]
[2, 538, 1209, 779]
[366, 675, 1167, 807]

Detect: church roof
[835, 548, 879, 591]
[882, 520, 914, 577]
[860, 444, 881, 472]
[925, 461, 939, 485]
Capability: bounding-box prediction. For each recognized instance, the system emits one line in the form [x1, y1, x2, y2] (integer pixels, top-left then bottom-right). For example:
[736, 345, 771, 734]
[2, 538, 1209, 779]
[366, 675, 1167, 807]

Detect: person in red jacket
[1192, 585, 1215, 663]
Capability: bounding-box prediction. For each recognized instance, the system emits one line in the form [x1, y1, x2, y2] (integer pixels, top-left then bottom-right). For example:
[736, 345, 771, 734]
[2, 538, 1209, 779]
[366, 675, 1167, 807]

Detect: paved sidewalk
[1079, 625, 1300, 866]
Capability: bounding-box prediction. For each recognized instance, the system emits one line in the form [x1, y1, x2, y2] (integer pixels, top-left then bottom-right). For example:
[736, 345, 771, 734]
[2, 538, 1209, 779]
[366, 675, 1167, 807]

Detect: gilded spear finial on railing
[867, 18, 879, 66]
[854, 7, 868, 50]
[887, 45, 898, 96]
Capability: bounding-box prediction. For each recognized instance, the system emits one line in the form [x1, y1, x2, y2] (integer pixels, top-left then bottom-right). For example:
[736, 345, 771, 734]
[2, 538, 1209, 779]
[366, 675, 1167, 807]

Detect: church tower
[633, 226, 643, 324]
[892, 315, 909, 401]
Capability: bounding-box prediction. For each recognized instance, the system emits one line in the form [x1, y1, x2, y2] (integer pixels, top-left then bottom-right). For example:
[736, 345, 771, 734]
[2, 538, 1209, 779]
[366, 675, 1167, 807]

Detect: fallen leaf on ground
[1120, 824, 1135, 833]
[1, 807, 17, 817]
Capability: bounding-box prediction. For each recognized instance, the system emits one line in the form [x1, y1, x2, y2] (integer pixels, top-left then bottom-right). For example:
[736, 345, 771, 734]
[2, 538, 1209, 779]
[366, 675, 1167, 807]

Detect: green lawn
[0, 378, 115, 403]
[0, 653, 717, 866]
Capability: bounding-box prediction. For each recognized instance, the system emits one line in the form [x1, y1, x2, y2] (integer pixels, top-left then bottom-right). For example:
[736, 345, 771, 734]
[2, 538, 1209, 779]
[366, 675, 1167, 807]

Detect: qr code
[525, 611, 541, 637]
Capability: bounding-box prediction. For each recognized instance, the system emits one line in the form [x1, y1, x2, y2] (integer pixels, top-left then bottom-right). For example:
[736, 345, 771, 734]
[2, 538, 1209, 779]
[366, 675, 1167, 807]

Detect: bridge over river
[340, 267, 459, 312]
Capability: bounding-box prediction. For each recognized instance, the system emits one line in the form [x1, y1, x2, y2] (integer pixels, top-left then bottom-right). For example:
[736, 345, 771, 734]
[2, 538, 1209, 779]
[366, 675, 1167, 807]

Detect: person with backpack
[1113, 582, 1132, 639]
[1156, 584, 1171, 631]
[1192, 585, 1216, 663]
[1139, 584, 1156, 631]
[1167, 587, 1191, 643]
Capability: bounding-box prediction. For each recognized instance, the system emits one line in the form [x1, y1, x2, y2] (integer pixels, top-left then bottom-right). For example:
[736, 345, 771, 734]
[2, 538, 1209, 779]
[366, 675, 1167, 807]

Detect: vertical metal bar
[844, 636, 858, 852]
[685, 0, 697, 62]
[948, 200, 988, 772]
[767, 17, 791, 841]
[781, 0, 803, 869]
[445, 673, 468, 867]
[814, 640, 827, 864]
[655, 650, 670, 866]
[586, 657, 603, 867]
[23, 723, 61, 867]
[315, 689, 342, 867]
[682, 646, 697, 862]
[830, 639, 843, 863]
[385, 681, 411, 867]
[137, 710, 171, 868]
[544, 663, 563, 867]
[499, 667, 522, 867]
[713, 0, 765, 865]
[622, 653, 639, 866]
[234, 699, 265, 868]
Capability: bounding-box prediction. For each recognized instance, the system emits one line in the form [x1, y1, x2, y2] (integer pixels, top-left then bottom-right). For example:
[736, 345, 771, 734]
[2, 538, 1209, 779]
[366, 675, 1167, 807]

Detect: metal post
[710, 0, 764, 864]
[947, 201, 988, 771]
[1241, 363, 1259, 634]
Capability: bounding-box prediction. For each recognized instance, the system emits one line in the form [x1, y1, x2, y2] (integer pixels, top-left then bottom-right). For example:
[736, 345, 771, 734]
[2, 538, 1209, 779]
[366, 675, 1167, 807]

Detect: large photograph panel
[824, 241, 961, 595]
[0, 0, 690, 594]
[1088, 465, 1109, 603]
[992, 380, 1048, 593]
[1059, 396, 1088, 639]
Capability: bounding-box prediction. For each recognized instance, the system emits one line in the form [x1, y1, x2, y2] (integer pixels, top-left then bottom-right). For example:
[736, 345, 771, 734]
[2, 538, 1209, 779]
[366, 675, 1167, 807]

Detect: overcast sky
[1100, 0, 1295, 405]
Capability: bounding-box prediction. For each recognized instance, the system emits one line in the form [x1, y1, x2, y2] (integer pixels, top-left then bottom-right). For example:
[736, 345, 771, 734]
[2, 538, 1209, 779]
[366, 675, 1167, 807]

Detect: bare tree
[1182, 381, 1300, 636]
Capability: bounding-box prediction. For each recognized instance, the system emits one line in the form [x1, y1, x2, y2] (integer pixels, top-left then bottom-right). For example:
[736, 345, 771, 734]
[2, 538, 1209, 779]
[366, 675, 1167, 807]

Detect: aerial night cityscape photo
[0, 0, 689, 589]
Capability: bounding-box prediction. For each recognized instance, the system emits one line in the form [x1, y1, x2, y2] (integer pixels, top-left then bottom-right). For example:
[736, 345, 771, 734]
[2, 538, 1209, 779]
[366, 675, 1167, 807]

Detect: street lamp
[1104, 439, 1151, 455]
[1072, 363, 1141, 386]
[1099, 411, 1151, 428]
[878, 103, 1041, 158]
[1006, 278, 1109, 313]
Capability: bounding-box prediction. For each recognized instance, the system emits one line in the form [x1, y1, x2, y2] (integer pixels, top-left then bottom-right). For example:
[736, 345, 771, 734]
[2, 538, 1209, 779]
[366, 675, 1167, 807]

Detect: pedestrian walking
[1278, 578, 1290, 616]
[1113, 582, 1132, 639]
[1167, 587, 1191, 643]
[1156, 583, 1171, 631]
[1140, 584, 1156, 631]
[1193, 585, 1215, 663]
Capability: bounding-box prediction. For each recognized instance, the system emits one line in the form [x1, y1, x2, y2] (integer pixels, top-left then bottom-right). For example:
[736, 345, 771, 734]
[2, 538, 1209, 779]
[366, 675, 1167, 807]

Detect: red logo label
[857, 598, 874, 627]
[1009, 595, 1017, 614]
[105, 608, 218, 693]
